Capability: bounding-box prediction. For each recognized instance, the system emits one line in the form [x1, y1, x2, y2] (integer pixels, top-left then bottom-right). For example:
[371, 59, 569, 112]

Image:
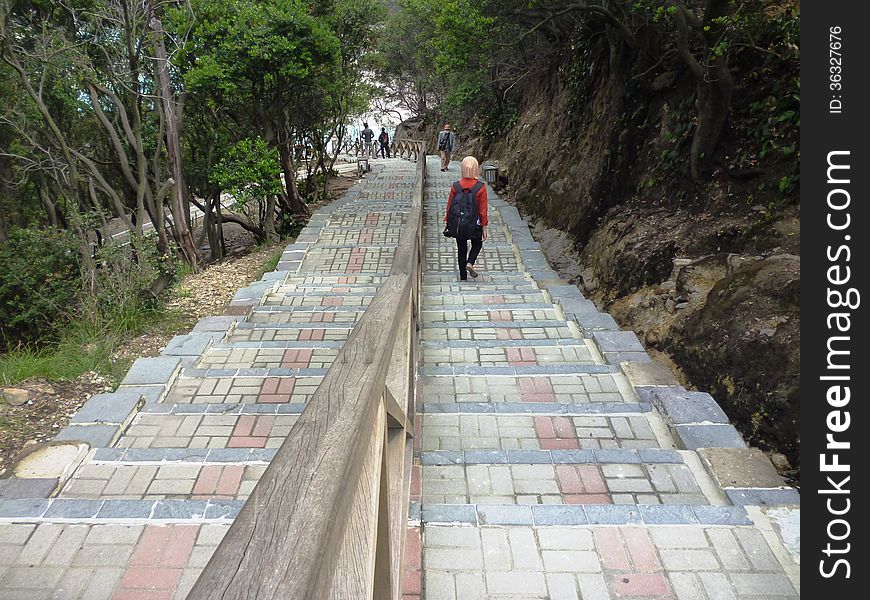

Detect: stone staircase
[0, 158, 418, 599]
[0, 155, 800, 600]
[407, 158, 800, 600]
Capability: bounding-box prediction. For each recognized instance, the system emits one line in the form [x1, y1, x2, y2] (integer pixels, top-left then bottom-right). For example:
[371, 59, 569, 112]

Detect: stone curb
[69, 392, 144, 427]
[162, 332, 224, 356]
[421, 338, 588, 350]
[419, 402, 651, 415]
[420, 320, 573, 330]
[420, 448, 683, 466]
[419, 503, 752, 527]
[0, 498, 245, 522]
[140, 403, 308, 416]
[210, 340, 345, 350]
[92, 447, 278, 464]
[192, 315, 246, 332]
[0, 477, 59, 499]
[120, 356, 182, 387]
[421, 365, 619, 376]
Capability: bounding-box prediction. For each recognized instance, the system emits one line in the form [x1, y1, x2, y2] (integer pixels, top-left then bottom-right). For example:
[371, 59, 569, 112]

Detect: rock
[665, 298, 676, 313]
[2, 388, 29, 406]
[770, 452, 791, 471]
[675, 302, 689, 310]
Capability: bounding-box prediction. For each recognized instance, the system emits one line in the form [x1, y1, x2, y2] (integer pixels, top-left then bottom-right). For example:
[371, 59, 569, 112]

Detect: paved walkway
[0, 156, 800, 599]
[0, 158, 418, 599]
[405, 158, 800, 600]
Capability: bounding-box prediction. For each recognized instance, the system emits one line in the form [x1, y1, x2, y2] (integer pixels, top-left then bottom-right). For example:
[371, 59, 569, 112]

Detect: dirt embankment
[454, 54, 800, 471]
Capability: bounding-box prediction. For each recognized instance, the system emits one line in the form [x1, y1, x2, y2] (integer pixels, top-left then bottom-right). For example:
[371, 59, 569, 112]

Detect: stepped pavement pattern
[0, 155, 799, 599]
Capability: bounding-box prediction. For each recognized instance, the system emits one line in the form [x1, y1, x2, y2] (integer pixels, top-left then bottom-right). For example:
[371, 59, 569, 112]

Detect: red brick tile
[483, 295, 505, 304]
[232, 416, 256, 437]
[251, 416, 275, 438]
[540, 438, 580, 450]
[552, 416, 575, 438]
[216, 466, 245, 497]
[622, 528, 662, 571]
[160, 526, 199, 568]
[227, 436, 266, 448]
[556, 465, 584, 494]
[129, 526, 170, 566]
[564, 493, 612, 504]
[261, 377, 280, 395]
[112, 591, 173, 600]
[278, 378, 296, 395]
[321, 297, 343, 306]
[490, 310, 511, 321]
[404, 527, 421, 568]
[594, 529, 630, 570]
[410, 465, 422, 502]
[534, 416, 556, 439]
[578, 465, 608, 494]
[311, 312, 334, 323]
[258, 394, 287, 404]
[192, 465, 222, 496]
[610, 572, 672, 597]
[120, 567, 183, 590]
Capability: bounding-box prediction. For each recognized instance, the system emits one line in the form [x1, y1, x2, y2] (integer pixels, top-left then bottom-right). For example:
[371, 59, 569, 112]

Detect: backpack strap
[470, 181, 484, 194]
[452, 182, 464, 195]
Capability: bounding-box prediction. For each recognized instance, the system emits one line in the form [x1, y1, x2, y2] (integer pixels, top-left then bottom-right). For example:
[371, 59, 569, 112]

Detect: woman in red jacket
[444, 156, 488, 280]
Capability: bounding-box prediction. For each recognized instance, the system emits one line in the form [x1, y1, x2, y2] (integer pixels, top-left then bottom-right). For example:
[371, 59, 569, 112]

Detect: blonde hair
[460, 156, 479, 179]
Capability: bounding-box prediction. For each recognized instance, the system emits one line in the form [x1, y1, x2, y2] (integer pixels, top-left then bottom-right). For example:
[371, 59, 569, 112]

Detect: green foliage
[0, 228, 81, 347]
[210, 138, 284, 208]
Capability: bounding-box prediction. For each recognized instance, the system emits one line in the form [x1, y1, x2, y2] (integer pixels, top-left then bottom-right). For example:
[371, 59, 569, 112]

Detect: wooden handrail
[188, 141, 427, 600]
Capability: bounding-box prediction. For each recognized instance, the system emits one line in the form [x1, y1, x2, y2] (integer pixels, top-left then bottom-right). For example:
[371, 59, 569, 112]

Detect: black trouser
[456, 237, 483, 280]
[379, 142, 390, 158]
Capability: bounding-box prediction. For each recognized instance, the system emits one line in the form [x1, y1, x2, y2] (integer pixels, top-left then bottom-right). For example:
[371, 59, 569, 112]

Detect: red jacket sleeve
[477, 185, 488, 227]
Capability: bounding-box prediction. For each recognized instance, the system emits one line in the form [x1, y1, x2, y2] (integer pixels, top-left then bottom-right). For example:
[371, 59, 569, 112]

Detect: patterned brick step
[422, 307, 563, 324]
[163, 375, 321, 405]
[420, 459, 712, 506]
[300, 247, 395, 274]
[422, 364, 618, 377]
[419, 523, 797, 599]
[422, 283, 541, 294]
[247, 308, 363, 325]
[197, 346, 338, 370]
[316, 230, 402, 245]
[422, 344, 598, 369]
[421, 373, 635, 405]
[226, 325, 351, 343]
[424, 292, 549, 306]
[326, 214, 408, 227]
[280, 274, 388, 285]
[425, 249, 519, 273]
[421, 321, 578, 342]
[419, 413, 674, 452]
[424, 272, 533, 284]
[116, 412, 298, 450]
[60, 464, 264, 502]
[0, 522, 229, 599]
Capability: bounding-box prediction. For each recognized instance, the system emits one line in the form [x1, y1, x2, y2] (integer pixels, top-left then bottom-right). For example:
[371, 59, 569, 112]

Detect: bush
[0, 228, 81, 348]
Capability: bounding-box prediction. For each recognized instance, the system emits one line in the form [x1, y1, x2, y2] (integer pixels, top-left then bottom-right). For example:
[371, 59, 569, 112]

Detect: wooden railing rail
[343, 138, 423, 162]
[188, 142, 427, 600]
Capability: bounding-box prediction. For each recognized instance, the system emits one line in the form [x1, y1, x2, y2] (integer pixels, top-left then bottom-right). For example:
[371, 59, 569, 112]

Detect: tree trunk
[151, 16, 199, 266]
[278, 130, 310, 216]
[690, 58, 733, 179]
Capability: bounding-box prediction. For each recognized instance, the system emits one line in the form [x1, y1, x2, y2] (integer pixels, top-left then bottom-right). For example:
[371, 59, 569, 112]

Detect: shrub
[0, 228, 82, 348]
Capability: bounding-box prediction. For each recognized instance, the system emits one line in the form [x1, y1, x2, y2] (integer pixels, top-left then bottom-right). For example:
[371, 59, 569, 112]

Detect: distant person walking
[437, 124, 455, 171]
[378, 127, 391, 158]
[361, 122, 375, 157]
[443, 156, 488, 281]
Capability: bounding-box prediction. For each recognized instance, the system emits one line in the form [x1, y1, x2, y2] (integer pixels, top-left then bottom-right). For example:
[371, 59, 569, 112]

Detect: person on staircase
[360, 122, 375, 157]
[378, 127, 391, 158]
[437, 124, 455, 171]
[444, 156, 488, 281]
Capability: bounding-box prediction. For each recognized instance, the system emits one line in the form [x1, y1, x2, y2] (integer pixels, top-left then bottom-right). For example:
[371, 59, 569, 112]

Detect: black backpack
[438, 132, 450, 151]
[446, 181, 484, 239]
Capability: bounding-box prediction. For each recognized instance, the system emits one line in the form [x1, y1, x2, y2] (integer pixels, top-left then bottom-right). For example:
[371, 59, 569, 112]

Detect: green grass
[0, 242, 287, 386]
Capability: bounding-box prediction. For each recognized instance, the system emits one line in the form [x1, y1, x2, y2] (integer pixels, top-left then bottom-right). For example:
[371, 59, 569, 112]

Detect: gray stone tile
[0, 477, 58, 499]
[583, 504, 642, 525]
[121, 357, 181, 386]
[477, 504, 533, 525]
[725, 488, 801, 506]
[421, 504, 477, 524]
[69, 392, 143, 425]
[54, 425, 119, 448]
[675, 424, 746, 449]
[43, 499, 103, 519]
[531, 505, 588, 526]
